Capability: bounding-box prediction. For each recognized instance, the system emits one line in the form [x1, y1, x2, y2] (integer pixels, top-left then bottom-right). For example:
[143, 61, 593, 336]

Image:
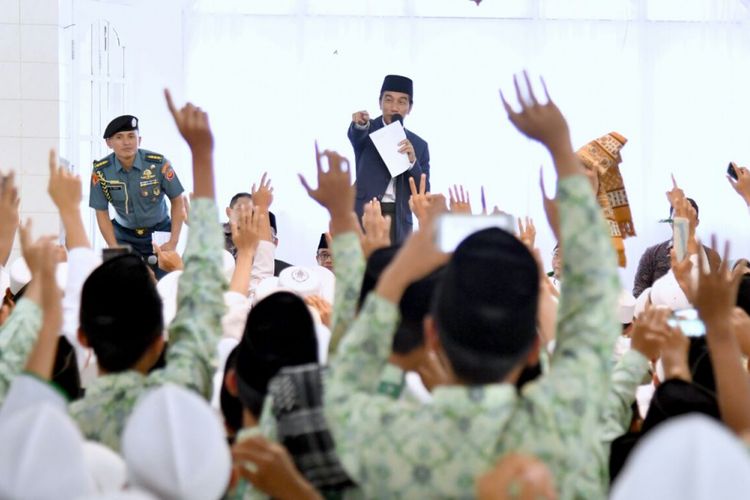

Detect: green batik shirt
[323, 175, 621, 499]
[328, 232, 366, 356]
[68, 198, 227, 452]
[0, 299, 43, 407]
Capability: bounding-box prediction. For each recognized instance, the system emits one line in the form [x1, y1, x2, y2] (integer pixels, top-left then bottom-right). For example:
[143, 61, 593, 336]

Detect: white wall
[0, 0, 70, 262]
[182, 3, 750, 289]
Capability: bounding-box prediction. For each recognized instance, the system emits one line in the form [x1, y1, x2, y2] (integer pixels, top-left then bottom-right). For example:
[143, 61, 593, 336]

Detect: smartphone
[667, 308, 706, 337]
[102, 245, 133, 262]
[435, 213, 515, 253]
[728, 162, 739, 180]
[672, 216, 689, 262]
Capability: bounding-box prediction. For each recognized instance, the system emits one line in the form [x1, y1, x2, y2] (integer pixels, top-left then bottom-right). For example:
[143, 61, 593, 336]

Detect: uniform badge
[142, 190, 148, 197]
[153, 187, 161, 196]
[150, 164, 156, 170]
[141, 169, 155, 180]
[165, 168, 175, 182]
[91, 173, 99, 186]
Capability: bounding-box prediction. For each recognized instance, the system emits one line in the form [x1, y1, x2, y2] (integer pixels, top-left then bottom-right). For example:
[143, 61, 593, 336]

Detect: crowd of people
[1, 74, 750, 500]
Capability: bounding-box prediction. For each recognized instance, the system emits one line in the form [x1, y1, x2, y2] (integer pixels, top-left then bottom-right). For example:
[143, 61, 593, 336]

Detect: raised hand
[0, 171, 20, 266]
[164, 88, 213, 153]
[666, 174, 686, 212]
[728, 162, 750, 206]
[670, 248, 695, 304]
[500, 71, 571, 157]
[517, 217, 536, 249]
[299, 143, 355, 218]
[231, 204, 262, 254]
[695, 236, 743, 334]
[631, 306, 671, 361]
[48, 149, 82, 213]
[449, 185, 472, 214]
[251, 172, 274, 210]
[361, 198, 392, 259]
[19, 220, 58, 277]
[660, 322, 691, 382]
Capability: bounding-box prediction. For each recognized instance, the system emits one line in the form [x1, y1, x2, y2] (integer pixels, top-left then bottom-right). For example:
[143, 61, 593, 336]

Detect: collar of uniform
[114, 150, 144, 172]
[431, 383, 517, 414]
[82, 370, 147, 397]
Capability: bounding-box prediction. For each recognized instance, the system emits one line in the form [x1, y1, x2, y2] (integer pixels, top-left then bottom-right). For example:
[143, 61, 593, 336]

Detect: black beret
[103, 115, 139, 139]
[381, 75, 413, 98]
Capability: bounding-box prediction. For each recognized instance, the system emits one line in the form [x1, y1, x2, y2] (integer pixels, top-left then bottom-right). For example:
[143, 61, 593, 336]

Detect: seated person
[223, 192, 291, 276]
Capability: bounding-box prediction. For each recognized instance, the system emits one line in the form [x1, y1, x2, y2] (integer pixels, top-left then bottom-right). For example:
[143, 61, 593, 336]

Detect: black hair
[236, 292, 318, 418]
[432, 228, 539, 385]
[52, 336, 82, 401]
[79, 254, 163, 373]
[220, 346, 242, 438]
[358, 246, 444, 354]
[229, 192, 252, 208]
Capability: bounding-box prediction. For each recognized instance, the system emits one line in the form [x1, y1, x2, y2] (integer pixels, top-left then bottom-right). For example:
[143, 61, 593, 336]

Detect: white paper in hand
[152, 231, 172, 247]
[370, 121, 411, 178]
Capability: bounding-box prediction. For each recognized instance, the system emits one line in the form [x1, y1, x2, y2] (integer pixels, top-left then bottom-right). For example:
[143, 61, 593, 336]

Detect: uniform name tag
[109, 185, 123, 191]
[139, 180, 159, 187]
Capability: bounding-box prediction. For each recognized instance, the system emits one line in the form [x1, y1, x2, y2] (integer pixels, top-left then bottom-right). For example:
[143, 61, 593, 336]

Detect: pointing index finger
[164, 89, 179, 120]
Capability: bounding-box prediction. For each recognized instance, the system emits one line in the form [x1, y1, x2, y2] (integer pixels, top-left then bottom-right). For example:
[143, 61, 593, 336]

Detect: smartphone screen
[728, 162, 739, 180]
[672, 217, 689, 262]
[667, 308, 706, 337]
[102, 245, 133, 262]
[435, 213, 515, 253]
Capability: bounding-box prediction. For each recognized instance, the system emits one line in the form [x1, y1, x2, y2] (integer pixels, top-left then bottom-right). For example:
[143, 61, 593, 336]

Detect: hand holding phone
[728, 162, 739, 181]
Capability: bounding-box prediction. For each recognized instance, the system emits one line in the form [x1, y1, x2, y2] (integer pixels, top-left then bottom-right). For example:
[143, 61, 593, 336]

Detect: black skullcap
[381, 75, 413, 98]
[269, 211, 278, 235]
[359, 245, 445, 354]
[236, 292, 318, 417]
[103, 115, 139, 139]
[433, 228, 539, 381]
[318, 234, 328, 251]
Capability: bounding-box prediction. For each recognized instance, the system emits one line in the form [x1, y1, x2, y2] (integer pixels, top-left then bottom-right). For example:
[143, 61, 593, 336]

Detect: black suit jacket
[348, 116, 430, 243]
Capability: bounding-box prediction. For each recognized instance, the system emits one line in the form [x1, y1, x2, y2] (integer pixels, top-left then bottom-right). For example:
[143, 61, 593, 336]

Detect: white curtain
[183, 0, 750, 289]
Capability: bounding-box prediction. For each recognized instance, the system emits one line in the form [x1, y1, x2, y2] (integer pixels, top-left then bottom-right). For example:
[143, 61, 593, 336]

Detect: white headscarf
[611, 414, 750, 500]
[121, 384, 231, 500]
[0, 403, 94, 499]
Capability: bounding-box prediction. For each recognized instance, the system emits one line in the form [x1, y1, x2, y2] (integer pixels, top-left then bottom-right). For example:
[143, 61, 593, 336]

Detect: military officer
[89, 115, 185, 276]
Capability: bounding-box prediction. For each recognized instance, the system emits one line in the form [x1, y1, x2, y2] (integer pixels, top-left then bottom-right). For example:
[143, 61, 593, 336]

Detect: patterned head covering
[576, 132, 635, 267]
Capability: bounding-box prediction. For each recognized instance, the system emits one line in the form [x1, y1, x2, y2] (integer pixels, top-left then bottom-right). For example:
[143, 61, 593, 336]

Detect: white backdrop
[181, 0, 750, 290]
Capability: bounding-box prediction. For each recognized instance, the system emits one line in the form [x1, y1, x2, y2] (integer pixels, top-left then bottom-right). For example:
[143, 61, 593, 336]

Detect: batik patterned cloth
[323, 175, 621, 499]
[577, 131, 636, 267]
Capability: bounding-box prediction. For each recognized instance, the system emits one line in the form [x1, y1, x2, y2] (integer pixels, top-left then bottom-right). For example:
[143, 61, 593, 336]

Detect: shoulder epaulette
[93, 158, 111, 169]
[143, 152, 165, 164]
